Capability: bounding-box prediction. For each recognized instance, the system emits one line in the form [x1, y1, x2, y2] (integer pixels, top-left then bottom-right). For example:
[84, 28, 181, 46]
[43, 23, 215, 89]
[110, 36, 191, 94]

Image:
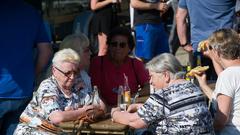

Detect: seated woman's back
[138, 81, 214, 134]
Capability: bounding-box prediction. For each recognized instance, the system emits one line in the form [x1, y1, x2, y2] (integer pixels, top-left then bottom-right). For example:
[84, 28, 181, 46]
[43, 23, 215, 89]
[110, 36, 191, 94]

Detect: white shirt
[213, 66, 240, 134]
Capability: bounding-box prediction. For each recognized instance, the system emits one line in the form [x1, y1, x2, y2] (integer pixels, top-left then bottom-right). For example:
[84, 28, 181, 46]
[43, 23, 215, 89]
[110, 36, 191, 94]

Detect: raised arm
[91, 0, 113, 11]
[203, 46, 224, 75]
[194, 73, 213, 99]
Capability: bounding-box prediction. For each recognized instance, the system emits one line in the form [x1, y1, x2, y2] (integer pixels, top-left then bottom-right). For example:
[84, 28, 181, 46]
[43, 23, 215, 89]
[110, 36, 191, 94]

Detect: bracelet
[181, 42, 189, 47]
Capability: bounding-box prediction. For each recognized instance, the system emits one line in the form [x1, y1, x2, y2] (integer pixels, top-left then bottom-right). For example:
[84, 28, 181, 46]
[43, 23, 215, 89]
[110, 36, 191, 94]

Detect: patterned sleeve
[38, 79, 61, 116]
[137, 93, 169, 125]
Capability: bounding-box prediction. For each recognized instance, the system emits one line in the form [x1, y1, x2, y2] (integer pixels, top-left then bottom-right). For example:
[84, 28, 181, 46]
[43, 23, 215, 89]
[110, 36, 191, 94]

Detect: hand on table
[111, 107, 121, 117]
[127, 104, 141, 113]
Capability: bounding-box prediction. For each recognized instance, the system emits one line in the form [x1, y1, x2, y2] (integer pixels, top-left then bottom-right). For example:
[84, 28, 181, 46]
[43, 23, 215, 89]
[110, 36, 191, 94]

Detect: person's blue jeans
[0, 98, 31, 135]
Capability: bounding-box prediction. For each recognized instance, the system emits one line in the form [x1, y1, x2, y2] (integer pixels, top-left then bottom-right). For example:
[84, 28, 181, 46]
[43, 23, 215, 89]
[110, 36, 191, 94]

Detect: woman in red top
[89, 27, 150, 107]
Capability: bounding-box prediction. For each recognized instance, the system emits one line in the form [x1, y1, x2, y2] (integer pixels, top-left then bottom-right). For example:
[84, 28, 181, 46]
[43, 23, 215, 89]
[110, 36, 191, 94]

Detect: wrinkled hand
[194, 72, 207, 87]
[111, 107, 121, 117]
[64, 106, 74, 111]
[82, 105, 94, 115]
[127, 104, 138, 113]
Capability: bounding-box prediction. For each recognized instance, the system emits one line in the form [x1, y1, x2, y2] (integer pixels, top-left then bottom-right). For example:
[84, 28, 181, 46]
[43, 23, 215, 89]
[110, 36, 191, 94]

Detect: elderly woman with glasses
[59, 33, 92, 94]
[89, 27, 150, 107]
[14, 49, 106, 135]
[111, 53, 215, 134]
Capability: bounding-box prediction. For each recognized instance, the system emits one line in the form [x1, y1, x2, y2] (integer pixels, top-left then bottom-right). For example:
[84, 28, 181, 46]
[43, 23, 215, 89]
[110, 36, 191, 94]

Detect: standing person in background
[176, 0, 236, 80]
[168, 0, 180, 55]
[0, 1, 52, 135]
[91, 0, 120, 56]
[131, 0, 170, 63]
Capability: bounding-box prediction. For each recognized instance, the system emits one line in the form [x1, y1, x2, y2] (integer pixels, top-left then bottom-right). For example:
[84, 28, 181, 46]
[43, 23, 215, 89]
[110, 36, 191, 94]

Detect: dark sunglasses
[109, 41, 127, 48]
[54, 66, 79, 78]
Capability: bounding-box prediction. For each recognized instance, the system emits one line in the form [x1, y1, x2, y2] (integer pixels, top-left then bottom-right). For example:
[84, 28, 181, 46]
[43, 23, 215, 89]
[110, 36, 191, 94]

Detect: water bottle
[117, 85, 124, 107]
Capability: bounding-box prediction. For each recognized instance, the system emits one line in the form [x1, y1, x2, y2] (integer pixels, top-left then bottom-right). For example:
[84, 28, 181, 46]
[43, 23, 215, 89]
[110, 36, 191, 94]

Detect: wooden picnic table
[60, 117, 130, 135]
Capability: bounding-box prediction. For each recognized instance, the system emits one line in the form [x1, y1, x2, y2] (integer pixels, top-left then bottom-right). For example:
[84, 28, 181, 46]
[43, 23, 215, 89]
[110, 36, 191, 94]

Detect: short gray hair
[52, 48, 80, 68]
[59, 33, 89, 56]
[146, 53, 185, 79]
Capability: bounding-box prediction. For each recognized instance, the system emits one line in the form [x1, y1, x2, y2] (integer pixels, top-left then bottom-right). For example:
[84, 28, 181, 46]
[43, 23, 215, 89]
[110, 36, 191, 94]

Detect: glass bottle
[92, 85, 100, 106]
[117, 85, 124, 107]
[197, 55, 202, 66]
[123, 74, 131, 106]
[186, 62, 194, 83]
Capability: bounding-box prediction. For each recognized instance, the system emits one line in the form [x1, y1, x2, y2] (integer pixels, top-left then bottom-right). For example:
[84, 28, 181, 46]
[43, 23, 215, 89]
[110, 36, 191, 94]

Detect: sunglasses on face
[109, 41, 128, 48]
[54, 66, 79, 78]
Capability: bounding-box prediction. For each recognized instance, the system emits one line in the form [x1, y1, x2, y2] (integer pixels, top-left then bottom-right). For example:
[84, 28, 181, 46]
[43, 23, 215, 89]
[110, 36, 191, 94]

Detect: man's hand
[182, 44, 193, 52]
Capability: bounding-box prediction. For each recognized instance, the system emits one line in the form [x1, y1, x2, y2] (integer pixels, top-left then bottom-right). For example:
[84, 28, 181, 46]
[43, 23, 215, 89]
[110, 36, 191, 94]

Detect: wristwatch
[181, 42, 189, 47]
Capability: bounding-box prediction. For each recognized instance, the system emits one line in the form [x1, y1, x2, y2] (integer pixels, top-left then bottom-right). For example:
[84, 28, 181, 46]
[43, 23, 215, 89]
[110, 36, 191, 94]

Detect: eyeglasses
[54, 66, 79, 78]
[109, 41, 128, 48]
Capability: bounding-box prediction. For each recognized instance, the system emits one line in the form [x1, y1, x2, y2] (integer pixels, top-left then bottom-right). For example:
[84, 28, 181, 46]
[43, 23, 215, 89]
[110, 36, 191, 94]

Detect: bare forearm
[91, 0, 112, 11]
[199, 84, 213, 99]
[50, 108, 86, 124]
[176, 8, 188, 45]
[112, 111, 139, 125]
